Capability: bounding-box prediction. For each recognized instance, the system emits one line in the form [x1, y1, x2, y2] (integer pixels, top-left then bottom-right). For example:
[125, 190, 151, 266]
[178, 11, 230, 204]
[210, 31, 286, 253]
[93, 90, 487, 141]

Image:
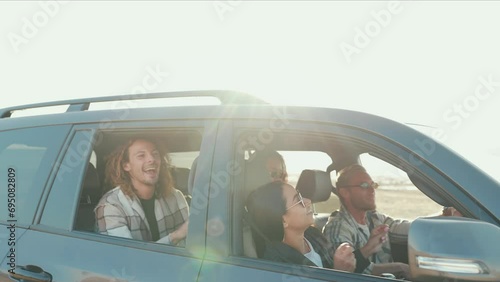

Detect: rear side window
[0, 126, 69, 224]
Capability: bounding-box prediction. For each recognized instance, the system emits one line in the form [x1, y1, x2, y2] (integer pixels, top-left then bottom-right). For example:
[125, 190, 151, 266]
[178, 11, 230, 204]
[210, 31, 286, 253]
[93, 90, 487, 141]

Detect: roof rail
[1, 90, 268, 118]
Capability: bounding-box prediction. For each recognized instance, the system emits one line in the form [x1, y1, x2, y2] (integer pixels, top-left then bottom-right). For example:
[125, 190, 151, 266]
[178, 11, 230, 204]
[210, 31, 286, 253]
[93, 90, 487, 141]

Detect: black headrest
[170, 167, 191, 196]
[296, 169, 333, 203]
[83, 163, 101, 191]
[82, 163, 101, 203]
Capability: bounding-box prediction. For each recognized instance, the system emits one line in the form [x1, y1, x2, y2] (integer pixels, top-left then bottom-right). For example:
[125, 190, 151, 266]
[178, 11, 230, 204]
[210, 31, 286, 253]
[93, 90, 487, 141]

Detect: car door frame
[12, 118, 218, 282]
[198, 118, 398, 282]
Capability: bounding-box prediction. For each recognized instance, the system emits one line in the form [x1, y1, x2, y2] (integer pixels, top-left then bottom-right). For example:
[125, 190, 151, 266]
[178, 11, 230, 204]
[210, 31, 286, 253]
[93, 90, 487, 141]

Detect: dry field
[313, 188, 443, 220]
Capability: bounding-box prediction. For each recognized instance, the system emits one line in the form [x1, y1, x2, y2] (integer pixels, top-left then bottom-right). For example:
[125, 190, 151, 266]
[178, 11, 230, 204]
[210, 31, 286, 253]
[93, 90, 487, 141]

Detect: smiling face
[340, 170, 377, 212]
[281, 183, 314, 231]
[123, 139, 162, 198]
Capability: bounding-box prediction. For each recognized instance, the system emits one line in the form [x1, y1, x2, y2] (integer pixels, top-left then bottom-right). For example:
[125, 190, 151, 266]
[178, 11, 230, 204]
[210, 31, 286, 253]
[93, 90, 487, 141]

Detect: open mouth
[144, 167, 157, 176]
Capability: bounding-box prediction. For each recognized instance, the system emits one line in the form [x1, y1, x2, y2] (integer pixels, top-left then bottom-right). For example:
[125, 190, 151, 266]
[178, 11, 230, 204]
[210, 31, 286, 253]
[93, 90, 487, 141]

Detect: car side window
[359, 153, 443, 220]
[0, 125, 70, 225]
[41, 128, 201, 246]
[90, 130, 199, 246]
[41, 130, 93, 229]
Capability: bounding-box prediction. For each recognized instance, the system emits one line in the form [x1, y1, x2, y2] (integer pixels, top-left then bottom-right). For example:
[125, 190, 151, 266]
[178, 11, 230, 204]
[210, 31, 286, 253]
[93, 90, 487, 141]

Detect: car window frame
[36, 120, 214, 257]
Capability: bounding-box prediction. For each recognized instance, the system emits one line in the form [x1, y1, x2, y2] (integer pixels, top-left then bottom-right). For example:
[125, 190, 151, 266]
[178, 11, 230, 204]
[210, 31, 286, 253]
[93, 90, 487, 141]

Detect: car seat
[75, 163, 101, 232]
[170, 166, 191, 205]
[295, 169, 335, 231]
[242, 151, 275, 258]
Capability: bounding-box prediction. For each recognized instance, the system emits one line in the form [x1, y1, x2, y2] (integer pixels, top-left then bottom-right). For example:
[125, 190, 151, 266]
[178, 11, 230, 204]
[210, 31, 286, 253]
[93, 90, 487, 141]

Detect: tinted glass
[0, 126, 70, 224]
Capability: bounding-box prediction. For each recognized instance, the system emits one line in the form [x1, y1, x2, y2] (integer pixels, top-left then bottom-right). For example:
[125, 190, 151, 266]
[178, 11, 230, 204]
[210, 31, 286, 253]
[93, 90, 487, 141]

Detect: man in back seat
[95, 137, 189, 246]
[263, 150, 288, 183]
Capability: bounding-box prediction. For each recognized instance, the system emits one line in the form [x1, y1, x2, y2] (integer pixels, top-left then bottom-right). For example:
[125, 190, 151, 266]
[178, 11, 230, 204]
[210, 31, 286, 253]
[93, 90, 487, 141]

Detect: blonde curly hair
[105, 136, 174, 198]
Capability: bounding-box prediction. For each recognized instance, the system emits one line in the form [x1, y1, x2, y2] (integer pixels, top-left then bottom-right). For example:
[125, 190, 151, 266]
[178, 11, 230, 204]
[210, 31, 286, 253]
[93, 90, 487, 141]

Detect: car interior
[74, 128, 462, 267]
[236, 131, 353, 258]
[234, 130, 458, 265]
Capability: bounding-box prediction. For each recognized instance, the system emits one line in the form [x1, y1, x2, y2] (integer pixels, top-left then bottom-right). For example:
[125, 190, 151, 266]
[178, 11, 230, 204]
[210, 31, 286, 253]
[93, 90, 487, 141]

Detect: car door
[198, 106, 499, 282]
[7, 119, 216, 282]
[0, 125, 71, 282]
[197, 118, 392, 282]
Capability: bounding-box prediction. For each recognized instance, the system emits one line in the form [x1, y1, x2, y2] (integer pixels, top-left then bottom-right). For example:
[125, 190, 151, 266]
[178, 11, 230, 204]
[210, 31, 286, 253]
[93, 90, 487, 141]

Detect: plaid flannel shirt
[322, 205, 410, 274]
[95, 186, 189, 245]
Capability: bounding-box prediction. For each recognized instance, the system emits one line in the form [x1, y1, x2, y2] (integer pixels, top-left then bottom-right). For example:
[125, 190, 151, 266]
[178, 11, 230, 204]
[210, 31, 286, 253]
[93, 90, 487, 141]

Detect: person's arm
[324, 219, 374, 273]
[351, 224, 389, 273]
[359, 224, 389, 258]
[442, 206, 463, 217]
[376, 212, 410, 245]
[95, 204, 134, 239]
[157, 189, 190, 245]
[157, 221, 189, 244]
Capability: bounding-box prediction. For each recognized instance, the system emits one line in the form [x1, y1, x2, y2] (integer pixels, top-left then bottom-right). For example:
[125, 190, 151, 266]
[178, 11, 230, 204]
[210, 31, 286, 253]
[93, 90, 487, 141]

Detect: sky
[1, 1, 499, 181]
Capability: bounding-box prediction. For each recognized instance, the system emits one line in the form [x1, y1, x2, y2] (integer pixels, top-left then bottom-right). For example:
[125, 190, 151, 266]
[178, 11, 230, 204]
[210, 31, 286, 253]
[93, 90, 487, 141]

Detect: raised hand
[360, 224, 389, 258]
[333, 242, 356, 272]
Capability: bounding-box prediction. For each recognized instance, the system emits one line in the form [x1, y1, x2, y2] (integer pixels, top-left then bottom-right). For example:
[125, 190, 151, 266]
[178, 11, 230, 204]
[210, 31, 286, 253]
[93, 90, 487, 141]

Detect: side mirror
[408, 217, 500, 281]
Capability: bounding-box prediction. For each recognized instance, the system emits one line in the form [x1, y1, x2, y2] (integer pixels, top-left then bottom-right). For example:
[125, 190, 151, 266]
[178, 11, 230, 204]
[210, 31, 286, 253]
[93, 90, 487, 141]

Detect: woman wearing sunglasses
[245, 181, 357, 272]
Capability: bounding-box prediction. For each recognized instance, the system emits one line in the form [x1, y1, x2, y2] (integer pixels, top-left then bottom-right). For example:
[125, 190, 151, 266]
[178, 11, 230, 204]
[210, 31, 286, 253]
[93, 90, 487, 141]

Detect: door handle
[9, 265, 52, 282]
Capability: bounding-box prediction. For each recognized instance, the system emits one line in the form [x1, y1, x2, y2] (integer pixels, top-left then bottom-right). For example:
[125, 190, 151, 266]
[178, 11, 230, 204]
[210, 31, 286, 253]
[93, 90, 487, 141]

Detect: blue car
[0, 91, 498, 281]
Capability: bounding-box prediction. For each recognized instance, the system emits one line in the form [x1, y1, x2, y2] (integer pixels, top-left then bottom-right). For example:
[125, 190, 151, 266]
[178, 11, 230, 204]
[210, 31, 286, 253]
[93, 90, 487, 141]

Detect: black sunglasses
[338, 182, 379, 189]
[269, 169, 285, 180]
